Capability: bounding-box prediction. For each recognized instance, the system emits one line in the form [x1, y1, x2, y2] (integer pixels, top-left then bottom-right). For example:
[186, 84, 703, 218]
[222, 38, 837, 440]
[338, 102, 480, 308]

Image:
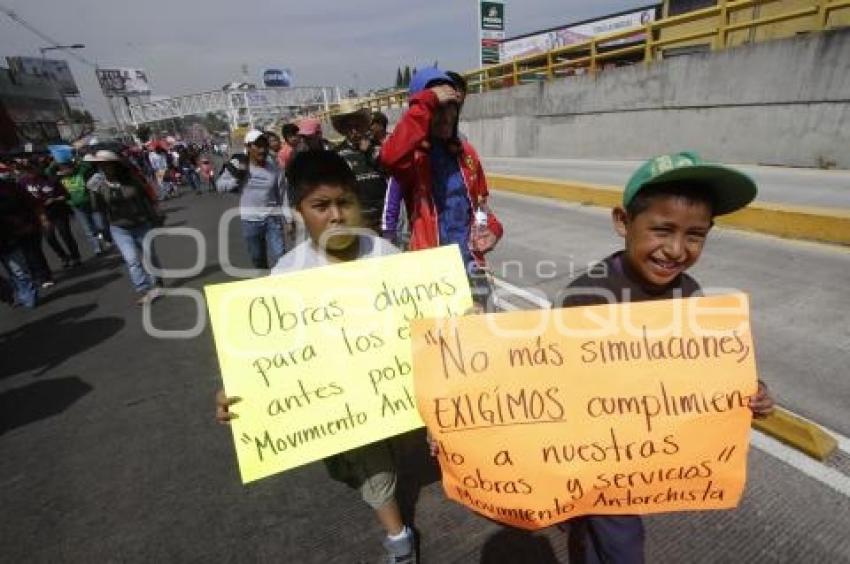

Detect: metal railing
[317, 0, 849, 119]
[124, 86, 340, 127]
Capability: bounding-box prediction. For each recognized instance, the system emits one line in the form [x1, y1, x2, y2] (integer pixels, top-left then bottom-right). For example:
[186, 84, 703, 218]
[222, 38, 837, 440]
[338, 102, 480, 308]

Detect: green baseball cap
[623, 151, 757, 216]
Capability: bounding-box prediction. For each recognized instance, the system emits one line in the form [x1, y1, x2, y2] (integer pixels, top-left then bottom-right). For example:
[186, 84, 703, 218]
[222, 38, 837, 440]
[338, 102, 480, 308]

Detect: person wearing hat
[231, 129, 288, 270]
[332, 100, 388, 232]
[86, 150, 164, 305]
[380, 66, 503, 308]
[294, 117, 332, 152]
[559, 151, 775, 563]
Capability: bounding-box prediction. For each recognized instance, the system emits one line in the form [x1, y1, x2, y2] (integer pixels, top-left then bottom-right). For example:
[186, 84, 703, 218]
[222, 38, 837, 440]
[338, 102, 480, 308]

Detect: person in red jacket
[380, 67, 503, 308]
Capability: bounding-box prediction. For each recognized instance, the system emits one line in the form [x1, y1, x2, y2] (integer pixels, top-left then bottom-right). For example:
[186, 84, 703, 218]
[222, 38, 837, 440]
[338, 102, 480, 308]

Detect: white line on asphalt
[492, 277, 552, 309]
[751, 431, 850, 498]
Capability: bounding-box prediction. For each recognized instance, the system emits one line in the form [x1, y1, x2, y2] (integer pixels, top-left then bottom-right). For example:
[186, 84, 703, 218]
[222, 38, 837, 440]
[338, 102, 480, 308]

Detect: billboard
[6, 56, 80, 96]
[95, 68, 152, 96]
[479, 0, 505, 66]
[499, 6, 657, 63]
[262, 68, 293, 88]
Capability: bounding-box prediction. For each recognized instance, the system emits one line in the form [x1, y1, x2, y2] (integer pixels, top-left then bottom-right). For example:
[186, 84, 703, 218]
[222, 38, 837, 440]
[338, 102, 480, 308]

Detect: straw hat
[84, 150, 121, 162]
[330, 99, 370, 134]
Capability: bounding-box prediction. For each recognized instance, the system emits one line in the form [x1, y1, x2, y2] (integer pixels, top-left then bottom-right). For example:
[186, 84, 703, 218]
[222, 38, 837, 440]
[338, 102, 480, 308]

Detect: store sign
[479, 1, 506, 66]
[500, 7, 656, 63]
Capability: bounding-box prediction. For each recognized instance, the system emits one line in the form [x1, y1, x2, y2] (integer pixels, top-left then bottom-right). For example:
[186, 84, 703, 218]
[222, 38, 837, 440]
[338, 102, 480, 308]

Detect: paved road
[1, 192, 848, 562]
[483, 157, 850, 209]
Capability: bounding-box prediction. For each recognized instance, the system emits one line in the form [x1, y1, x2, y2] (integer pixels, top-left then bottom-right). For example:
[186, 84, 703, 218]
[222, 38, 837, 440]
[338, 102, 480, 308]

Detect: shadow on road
[391, 428, 442, 527]
[50, 256, 124, 284]
[479, 528, 560, 563]
[0, 376, 92, 434]
[0, 304, 125, 378]
[40, 272, 123, 305]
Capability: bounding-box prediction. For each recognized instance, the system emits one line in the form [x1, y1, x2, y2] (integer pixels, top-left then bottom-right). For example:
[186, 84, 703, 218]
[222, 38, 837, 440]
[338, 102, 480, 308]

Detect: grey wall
[458, 28, 850, 168]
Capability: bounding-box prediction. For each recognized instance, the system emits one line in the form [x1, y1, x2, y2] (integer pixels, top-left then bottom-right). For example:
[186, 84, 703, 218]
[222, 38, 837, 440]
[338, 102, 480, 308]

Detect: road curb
[753, 408, 838, 461]
[488, 173, 850, 245]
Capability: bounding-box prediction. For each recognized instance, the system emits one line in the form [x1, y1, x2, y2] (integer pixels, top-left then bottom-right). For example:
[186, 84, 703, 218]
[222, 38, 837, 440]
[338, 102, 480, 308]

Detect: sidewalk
[482, 156, 850, 209]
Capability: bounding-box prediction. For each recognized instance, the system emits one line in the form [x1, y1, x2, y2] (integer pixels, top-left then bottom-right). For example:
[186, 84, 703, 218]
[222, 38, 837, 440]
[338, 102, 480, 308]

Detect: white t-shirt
[271, 234, 398, 275]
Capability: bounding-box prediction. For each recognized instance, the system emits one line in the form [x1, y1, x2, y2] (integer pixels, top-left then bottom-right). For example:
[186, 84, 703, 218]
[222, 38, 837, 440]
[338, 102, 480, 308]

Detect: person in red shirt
[380, 67, 503, 309]
[277, 123, 300, 170]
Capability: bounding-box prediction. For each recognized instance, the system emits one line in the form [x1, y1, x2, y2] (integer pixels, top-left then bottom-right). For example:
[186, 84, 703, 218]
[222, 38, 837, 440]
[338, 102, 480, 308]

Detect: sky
[0, 0, 653, 122]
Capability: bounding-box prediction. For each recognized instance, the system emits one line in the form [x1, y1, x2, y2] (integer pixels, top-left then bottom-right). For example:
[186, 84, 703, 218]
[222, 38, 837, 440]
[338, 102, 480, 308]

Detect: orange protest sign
[411, 294, 757, 530]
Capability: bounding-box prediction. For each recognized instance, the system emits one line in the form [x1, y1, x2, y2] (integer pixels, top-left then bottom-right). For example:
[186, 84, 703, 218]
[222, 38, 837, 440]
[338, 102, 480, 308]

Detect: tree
[402, 66, 411, 88]
[395, 67, 403, 89]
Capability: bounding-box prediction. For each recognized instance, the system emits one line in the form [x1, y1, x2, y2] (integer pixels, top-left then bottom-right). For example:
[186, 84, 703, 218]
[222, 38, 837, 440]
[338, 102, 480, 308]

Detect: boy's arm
[750, 380, 774, 418]
[215, 389, 241, 424]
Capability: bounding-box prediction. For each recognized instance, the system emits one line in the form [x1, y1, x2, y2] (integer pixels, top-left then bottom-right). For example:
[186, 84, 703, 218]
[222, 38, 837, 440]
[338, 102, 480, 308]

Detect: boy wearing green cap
[560, 152, 775, 563]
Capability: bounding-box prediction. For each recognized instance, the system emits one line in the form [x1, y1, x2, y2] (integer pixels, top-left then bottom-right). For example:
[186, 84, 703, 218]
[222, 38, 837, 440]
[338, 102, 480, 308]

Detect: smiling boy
[560, 151, 775, 563]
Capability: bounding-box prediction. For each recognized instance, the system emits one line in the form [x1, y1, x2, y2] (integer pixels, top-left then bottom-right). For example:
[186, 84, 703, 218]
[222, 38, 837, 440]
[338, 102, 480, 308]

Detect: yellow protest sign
[205, 245, 472, 483]
[411, 293, 757, 530]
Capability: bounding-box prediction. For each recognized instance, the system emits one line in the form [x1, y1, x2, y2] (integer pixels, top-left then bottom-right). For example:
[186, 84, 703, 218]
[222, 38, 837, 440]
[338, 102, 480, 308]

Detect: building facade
[0, 66, 66, 151]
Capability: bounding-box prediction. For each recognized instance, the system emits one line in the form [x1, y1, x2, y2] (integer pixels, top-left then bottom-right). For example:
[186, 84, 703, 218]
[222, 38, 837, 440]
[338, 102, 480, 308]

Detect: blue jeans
[568, 515, 645, 564]
[110, 223, 161, 293]
[241, 216, 285, 269]
[73, 206, 109, 253]
[181, 166, 201, 192]
[0, 246, 38, 308]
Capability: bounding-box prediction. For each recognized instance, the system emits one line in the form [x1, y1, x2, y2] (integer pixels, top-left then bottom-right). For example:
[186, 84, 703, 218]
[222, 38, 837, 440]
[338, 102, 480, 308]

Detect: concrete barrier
[753, 408, 838, 461]
[488, 173, 850, 245]
[461, 29, 850, 169]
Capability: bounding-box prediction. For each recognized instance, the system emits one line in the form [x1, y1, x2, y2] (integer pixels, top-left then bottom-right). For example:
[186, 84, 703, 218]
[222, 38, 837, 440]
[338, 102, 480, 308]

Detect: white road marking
[751, 431, 850, 498]
[492, 277, 552, 309]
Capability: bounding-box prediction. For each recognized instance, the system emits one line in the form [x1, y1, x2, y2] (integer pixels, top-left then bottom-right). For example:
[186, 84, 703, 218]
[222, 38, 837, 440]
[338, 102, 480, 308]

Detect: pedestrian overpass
[117, 86, 341, 129]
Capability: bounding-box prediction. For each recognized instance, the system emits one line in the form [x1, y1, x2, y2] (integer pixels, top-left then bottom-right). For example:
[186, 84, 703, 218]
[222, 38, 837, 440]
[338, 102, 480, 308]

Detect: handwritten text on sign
[411, 294, 757, 529]
[205, 245, 472, 483]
